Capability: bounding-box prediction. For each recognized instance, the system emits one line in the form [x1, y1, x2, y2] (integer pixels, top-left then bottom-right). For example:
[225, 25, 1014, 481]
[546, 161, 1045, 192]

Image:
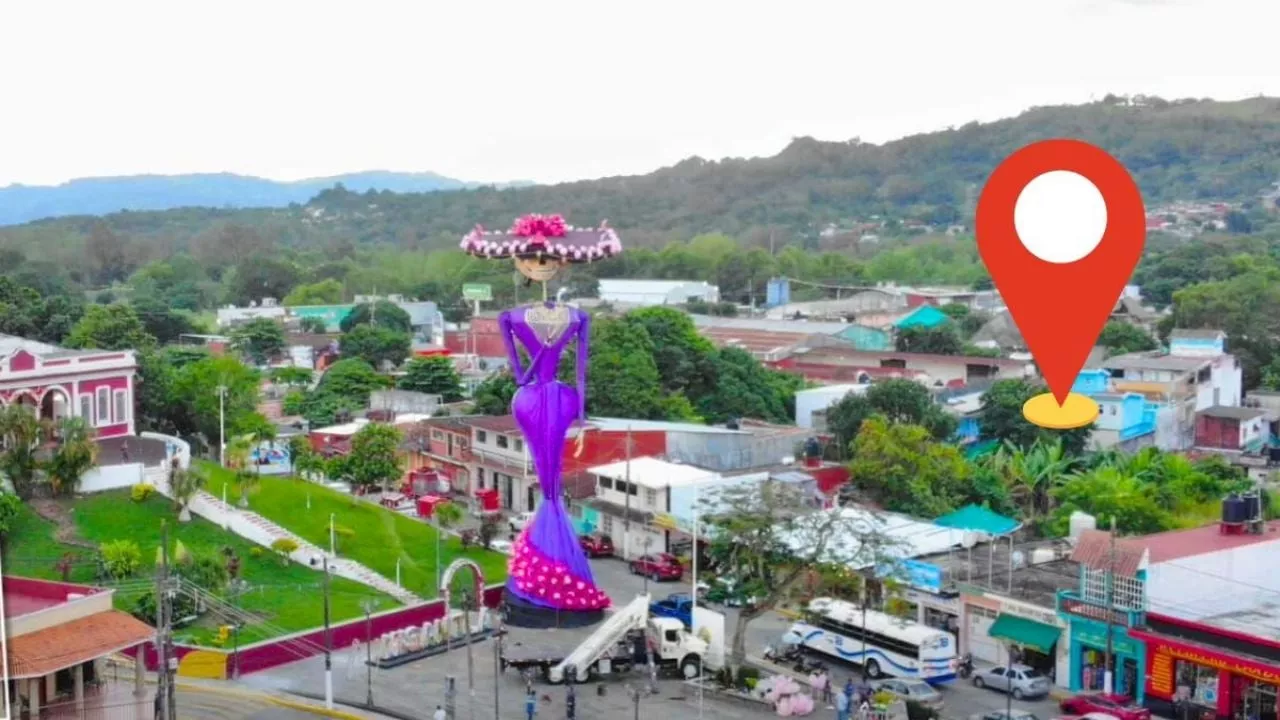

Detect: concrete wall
[140, 432, 191, 469]
[79, 463, 145, 493]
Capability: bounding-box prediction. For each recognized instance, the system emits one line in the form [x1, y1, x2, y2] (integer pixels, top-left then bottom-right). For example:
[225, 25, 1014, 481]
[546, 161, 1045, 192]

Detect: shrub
[99, 540, 143, 580]
[249, 546, 264, 559]
[131, 483, 155, 502]
[333, 525, 355, 552]
[270, 537, 299, 561]
[737, 666, 760, 690]
[906, 700, 940, 720]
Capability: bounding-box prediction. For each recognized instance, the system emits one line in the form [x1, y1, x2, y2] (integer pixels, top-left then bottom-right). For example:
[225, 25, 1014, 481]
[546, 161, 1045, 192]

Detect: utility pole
[157, 521, 176, 720]
[1104, 516, 1117, 695]
[323, 558, 333, 709]
[493, 605, 503, 720]
[363, 601, 375, 708]
[622, 426, 633, 560]
[217, 385, 227, 467]
[463, 589, 476, 720]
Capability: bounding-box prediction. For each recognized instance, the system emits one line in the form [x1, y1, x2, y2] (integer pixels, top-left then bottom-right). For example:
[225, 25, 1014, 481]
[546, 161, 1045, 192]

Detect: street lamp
[217, 385, 227, 467]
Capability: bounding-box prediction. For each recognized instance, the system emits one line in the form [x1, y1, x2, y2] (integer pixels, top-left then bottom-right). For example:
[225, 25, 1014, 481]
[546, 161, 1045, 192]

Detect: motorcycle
[957, 653, 974, 679]
[764, 643, 803, 665]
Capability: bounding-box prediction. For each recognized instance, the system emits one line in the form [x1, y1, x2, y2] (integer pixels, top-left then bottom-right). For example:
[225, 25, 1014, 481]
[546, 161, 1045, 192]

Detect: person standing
[835, 689, 850, 720]
[565, 684, 576, 720]
[526, 684, 538, 720]
[121, 439, 131, 463]
[433, 705, 446, 720]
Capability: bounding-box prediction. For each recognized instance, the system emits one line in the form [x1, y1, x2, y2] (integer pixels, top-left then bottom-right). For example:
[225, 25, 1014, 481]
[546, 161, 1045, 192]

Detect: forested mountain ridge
[0, 170, 534, 226]
[3, 96, 1279, 271]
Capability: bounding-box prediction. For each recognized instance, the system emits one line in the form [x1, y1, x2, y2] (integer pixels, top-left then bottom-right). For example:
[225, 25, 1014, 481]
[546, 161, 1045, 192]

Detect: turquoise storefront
[1065, 613, 1147, 702]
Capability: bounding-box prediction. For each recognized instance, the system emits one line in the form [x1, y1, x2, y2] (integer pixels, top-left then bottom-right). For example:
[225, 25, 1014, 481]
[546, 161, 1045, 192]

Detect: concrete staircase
[145, 468, 423, 605]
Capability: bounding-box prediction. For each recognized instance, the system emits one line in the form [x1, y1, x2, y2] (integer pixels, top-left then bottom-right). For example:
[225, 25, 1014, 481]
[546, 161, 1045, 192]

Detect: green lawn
[3, 491, 398, 647]
[200, 462, 508, 598]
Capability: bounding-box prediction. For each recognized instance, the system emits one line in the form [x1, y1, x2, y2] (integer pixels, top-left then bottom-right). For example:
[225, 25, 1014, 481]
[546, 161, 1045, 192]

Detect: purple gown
[500, 304, 611, 611]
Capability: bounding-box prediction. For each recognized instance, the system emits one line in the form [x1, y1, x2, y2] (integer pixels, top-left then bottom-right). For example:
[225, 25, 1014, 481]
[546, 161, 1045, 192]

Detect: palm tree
[235, 468, 259, 509]
[0, 405, 43, 499]
[225, 436, 255, 508]
[432, 501, 466, 593]
[987, 439, 1077, 522]
[171, 463, 206, 522]
[44, 417, 98, 497]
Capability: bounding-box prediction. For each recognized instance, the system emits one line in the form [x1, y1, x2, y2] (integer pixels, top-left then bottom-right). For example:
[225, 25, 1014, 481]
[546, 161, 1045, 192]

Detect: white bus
[782, 597, 958, 683]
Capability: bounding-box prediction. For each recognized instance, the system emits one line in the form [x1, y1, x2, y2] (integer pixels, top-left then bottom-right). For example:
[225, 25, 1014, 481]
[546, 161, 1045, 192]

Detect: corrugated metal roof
[1069, 529, 1145, 575]
[587, 418, 747, 435]
[782, 505, 969, 569]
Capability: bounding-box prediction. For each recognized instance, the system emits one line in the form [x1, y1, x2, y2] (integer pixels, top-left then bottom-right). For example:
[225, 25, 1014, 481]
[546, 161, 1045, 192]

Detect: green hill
[4, 95, 1279, 275]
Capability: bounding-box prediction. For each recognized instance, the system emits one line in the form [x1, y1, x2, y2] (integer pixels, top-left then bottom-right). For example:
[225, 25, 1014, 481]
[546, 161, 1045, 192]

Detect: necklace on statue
[525, 303, 571, 345]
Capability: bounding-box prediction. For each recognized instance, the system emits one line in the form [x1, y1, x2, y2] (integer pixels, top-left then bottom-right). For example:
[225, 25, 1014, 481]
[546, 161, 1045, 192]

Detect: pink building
[0, 335, 137, 438]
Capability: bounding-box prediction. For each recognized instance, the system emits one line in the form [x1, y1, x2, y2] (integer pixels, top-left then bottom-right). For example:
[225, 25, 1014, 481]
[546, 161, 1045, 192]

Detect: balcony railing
[1056, 589, 1145, 627]
[466, 446, 534, 475]
[1120, 419, 1157, 441]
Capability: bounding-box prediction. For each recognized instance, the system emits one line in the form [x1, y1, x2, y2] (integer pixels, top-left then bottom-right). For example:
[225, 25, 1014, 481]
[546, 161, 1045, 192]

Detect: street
[239, 554, 1065, 720]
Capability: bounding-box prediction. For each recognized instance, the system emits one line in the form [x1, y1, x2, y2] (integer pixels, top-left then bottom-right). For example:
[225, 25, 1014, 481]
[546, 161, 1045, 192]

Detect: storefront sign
[1150, 653, 1174, 696]
[1074, 627, 1138, 656]
[652, 514, 680, 531]
[899, 560, 944, 594]
[1149, 641, 1280, 686]
[999, 597, 1061, 628]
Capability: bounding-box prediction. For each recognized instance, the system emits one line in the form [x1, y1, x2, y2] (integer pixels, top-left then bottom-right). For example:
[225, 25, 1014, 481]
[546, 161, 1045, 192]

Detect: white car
[488, 539, 514, 555]
[508, 511, 535, 533]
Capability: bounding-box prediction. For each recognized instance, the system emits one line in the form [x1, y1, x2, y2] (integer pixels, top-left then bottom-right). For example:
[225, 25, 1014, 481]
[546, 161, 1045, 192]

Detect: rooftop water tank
[1069, 512, 1097, 542]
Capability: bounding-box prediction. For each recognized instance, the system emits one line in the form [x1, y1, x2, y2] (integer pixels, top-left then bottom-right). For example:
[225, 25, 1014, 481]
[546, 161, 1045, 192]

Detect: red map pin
[976, 139, 1146, 429]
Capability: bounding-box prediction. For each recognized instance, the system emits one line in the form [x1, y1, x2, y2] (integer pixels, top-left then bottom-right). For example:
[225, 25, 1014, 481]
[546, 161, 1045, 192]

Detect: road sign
[462, 284, 492, 302]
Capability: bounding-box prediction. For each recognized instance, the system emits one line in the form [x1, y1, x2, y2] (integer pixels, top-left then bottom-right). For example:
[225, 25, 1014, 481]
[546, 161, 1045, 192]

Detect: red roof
[459, 415, 521, 433]
[1134, 521, 1280, 564]
[3, 577, 105, 618]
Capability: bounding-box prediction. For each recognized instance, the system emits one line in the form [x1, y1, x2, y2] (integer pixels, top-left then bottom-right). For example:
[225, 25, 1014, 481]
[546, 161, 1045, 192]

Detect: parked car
[508, 511, 535, 534]
[629, 553, 684, 581]
[972, 664, 1052, 700]
[579, 533, 615, 557]
[488, 539, 514, 555]
[650, 593, 695, 627]
[872, 678, 945, 711]
[1060, 693, 1150, 720]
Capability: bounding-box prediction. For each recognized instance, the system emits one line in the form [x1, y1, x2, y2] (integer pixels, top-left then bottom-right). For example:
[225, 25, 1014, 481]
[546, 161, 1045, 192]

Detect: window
[476, 430, 487, 444]
[431, 431, 444, 440]
[79, 395, 92, 423]
[95, 388, 110, 424]
[598, 476, 614, 490]
[515, 439, 524, 453]
[113, 390, 129, 424]
[602, 515, 614, 533]
[476, 469, 485, 489]
[645, 489, 658, 507]
[496, 435, 509, 449]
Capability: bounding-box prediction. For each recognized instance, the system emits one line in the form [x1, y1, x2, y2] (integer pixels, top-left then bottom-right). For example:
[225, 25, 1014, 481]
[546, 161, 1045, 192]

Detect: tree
[894, 326, 963, 355]
[979, 440, 1080, 524]
[1097, 321, 1157, 356]
[132, 297, 202, 345]
[340, 301, 412, 334]
[341, 325, 411, 369]
[585, 318, 666, 420]
[622, 307, 719, 399]
[236, 412, 277, 475]
[86, 221, 129, 284]
[696, 348, 794, 424]
[978, 379, 1093, 456]
[231, 318, 286, 365]
[170, 355, 261, 450]
[170, 463, 206, 522]
[398, 356, 464, 402]
[825, 379, 958, 452]
[0, 277, 83, 344]
[845, 417, 973, 517]
[0, 405, 42, 499]
[286, 435, 314, 477]
[346, 422, 403, 493]
[283, 278, 345, 306]
[271, 367, 313, 387]
[472, 371, 516, 415]
[65, 303, 157, 351]
[298, 358, 387, 427]
[698, 478, 903, 667]
[227, 255, 300, 305]
[1049, 467, 1173, 535]
[44, 417, 98, 497]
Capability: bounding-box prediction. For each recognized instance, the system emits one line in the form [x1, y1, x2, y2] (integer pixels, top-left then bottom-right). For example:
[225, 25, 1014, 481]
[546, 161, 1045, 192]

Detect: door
[966, 606, 1001, 663]
[527, 484, 537, 513]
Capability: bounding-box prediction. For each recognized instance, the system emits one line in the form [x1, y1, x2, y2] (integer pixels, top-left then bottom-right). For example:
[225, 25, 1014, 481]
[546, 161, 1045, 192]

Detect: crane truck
[499, 594, 717, 684]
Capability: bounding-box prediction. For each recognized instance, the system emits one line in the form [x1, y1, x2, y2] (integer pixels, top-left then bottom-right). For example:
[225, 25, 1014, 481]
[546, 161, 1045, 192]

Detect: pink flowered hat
[460, 213, 623, 264]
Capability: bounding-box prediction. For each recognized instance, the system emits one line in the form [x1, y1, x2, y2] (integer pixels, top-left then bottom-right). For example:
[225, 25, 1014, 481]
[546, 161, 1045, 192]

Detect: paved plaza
[239, 555, 1063, 719]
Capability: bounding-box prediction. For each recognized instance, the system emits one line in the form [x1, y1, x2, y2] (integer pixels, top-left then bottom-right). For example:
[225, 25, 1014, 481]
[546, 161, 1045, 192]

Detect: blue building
[1057, 530, 1149, 701]
[1071, 369, 1158, 449]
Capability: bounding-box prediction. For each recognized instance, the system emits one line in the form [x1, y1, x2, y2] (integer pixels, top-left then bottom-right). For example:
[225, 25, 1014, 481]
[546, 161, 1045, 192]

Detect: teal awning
[988, 613, 1059, 654]
[934, 504, 1020, 536]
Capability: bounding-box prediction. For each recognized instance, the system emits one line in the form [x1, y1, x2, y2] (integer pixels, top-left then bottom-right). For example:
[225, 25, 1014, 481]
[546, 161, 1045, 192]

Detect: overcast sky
[1, 0, 1275, 187]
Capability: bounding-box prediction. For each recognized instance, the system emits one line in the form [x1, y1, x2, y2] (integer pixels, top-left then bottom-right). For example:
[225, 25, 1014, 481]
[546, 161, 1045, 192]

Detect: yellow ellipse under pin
[1021, 392, 1100, 430]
